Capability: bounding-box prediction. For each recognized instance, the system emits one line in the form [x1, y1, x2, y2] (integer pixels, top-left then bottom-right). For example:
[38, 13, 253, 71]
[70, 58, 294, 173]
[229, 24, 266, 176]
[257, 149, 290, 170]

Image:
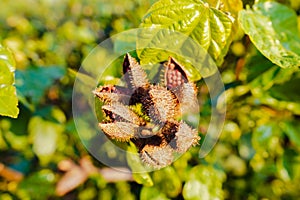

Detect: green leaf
[126, 143, 153, 186]
[15, 66, 65, 106]
[280, 121, 300, 147]
[0, 86, 19, 118]
[250, 65, 298, 91]
[0, 45, 19, 118]
[68, 68, 94, 87]
[245, 51, 275, 83]
[239, 2, 300, 68]
[282, 148, 300, 179]
[0, 44, 16, 72]
[113, 33, 137, 54]
[34, 106, 66, 124]
[268, 78, 300, 102]
[252, 123, 282, 153]
[206, 0, 243, 37]
[219, 0, 243, 20]
[140, 186, 170, 200]
[18, 169, 55, 200]
[131, 167, 153, 186]
[28, 116, 64, 165]
[0, 61, 14, 85]
[138, 0, 233, 67]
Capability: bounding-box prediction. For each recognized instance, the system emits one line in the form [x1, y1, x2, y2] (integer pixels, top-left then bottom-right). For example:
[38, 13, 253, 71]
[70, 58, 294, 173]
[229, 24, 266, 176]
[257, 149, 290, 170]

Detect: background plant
[0, 0, 300, 199]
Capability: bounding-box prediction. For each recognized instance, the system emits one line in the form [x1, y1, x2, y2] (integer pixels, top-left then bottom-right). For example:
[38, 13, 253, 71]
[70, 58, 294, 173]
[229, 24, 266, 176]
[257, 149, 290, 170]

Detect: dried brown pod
[164, 57, 198, 115]
[94, 53, 200, 169]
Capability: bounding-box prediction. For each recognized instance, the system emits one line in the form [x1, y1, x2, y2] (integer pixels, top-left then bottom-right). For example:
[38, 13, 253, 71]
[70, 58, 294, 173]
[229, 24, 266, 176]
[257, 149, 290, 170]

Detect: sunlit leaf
[207, 0, 243, 36]
[0, 60, 13, 85]
[0, 86, 19, 118]
[219, 0, 243, 19]
[0, 45, 19, 118]
[0, 44, 15, 72]
[138, 0, 233, 66]
[239, 2, 300, 68]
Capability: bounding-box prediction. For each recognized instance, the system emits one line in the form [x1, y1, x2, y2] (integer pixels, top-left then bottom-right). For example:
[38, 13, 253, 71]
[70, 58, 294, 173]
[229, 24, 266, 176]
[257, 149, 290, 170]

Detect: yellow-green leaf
[239, 2, 300, 68]
[138, 0, 233, 67]
[0, 44, 19, 118]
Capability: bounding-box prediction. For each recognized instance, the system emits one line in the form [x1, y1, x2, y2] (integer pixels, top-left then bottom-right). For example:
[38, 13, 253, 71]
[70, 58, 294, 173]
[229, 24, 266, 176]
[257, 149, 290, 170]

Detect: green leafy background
[1, 0, 300, 199]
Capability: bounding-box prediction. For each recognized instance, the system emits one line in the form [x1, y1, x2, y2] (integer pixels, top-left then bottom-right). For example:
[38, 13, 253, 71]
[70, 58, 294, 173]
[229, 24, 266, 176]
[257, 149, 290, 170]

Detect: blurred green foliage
[0, 0, 300, 199]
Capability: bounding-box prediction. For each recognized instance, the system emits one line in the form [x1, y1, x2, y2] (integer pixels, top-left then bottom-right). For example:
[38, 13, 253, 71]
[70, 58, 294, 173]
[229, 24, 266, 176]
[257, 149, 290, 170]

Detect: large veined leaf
[218, 0, 243, 19]
[138, 0, 233, 68]
[206, 0, 243, 36]
[0, 45, 19, 118]
[239, 2, 300, 68]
